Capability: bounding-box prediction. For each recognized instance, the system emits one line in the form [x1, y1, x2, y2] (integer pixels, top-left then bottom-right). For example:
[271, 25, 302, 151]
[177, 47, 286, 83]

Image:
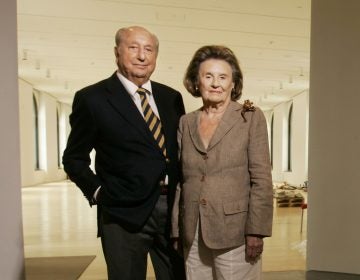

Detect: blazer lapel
[105, 73, 155, 143]
[187, 110, 207, 153]
[207, 101, 243, 151]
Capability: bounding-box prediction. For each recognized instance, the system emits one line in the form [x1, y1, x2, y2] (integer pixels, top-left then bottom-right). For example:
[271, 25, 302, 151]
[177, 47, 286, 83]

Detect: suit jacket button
[200, 175, 205, 182]
[203, 155, 208, 160]
[159, 180, 165, 186]
[200, 199, 207, 205]
[165, 158, 170, 163]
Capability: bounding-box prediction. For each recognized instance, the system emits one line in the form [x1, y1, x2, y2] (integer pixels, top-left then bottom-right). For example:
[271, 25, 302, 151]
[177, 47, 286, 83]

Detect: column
[308, 0, 360, 274]
[0, 0, 25, 278]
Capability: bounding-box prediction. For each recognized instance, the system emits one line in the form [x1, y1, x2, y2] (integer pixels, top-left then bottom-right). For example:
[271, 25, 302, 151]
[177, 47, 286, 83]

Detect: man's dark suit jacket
[63, 72, 185, 233]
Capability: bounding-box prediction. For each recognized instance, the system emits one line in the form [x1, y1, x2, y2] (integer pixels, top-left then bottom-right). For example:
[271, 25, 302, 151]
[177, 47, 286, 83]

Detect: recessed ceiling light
[35, 60, 40, 70]
[299, 67, 304, 76]
[22, 50, 28, 60]
[289, 75, 293, 83]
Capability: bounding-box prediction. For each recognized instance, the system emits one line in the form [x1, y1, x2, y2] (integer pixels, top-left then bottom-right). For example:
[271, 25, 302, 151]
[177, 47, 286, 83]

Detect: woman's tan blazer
[172, 101, 273, 251]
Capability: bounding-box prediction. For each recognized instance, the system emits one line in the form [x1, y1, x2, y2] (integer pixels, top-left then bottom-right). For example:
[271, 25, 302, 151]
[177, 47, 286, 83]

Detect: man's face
[114, 28, 158, 86]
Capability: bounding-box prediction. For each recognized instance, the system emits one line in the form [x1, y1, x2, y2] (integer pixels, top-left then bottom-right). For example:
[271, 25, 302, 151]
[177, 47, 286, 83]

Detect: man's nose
[137, 48, 146, 60]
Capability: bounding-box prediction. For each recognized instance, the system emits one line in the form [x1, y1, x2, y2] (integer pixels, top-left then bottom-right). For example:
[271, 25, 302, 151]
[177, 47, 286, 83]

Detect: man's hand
[171, 237, 183, 257]
[245, 235, 263, 264]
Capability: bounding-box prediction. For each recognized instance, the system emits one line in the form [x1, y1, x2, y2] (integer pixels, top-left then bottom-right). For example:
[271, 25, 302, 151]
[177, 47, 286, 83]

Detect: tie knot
[137, 87, 148, 97]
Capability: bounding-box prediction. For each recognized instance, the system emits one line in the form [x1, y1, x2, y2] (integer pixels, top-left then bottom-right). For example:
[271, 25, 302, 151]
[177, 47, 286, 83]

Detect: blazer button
[203, 154, 208, 160]
[200, 198, 207, 205]
[159, 180, 165, 186]
[165, 158, 170, 163]
[200, 175, 205, 182]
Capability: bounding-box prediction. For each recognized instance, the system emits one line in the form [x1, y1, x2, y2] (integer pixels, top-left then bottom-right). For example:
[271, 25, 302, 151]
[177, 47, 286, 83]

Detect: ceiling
[17, 0, 311, 112]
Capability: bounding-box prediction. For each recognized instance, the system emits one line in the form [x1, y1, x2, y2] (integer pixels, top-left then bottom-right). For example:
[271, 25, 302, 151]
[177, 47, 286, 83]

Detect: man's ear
[114, 47, 120, 64]
[114, 47, 119, 57]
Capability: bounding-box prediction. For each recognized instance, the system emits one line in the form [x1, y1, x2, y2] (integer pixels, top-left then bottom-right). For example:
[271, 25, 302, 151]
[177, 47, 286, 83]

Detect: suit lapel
[152, 82, 181, 156]
[105, 73, 155, 143]
[207, 101, 243, 151]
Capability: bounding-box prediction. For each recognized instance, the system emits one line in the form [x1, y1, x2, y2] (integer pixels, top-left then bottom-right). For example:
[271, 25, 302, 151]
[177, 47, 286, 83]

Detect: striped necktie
[137, 88, 167, 157]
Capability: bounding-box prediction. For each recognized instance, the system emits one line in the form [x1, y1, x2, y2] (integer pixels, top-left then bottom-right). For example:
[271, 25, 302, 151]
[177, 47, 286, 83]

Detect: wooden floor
[22, 181, 307, 279]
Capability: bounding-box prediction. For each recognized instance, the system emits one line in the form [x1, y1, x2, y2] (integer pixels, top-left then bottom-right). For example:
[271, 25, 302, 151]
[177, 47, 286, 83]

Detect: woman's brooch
[241, 99, 256, 122]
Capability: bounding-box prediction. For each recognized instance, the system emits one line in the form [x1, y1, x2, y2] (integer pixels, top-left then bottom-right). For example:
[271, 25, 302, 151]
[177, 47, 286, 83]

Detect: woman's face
[198, 59, 234, 106]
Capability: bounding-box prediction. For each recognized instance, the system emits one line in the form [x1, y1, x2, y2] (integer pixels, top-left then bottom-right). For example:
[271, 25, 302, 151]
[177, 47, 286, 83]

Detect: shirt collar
[116, 71, 152, 98]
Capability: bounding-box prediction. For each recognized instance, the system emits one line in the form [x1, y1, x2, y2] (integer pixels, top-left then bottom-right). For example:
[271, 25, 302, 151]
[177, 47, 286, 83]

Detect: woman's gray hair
[183, 45, 243, 101]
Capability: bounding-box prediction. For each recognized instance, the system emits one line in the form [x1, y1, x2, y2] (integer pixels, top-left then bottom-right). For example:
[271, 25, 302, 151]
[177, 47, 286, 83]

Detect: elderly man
[63, 26, 185, 280]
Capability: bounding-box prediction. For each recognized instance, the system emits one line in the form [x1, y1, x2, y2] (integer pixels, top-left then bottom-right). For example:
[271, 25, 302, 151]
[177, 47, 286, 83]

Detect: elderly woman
[172, 45, 273, 280]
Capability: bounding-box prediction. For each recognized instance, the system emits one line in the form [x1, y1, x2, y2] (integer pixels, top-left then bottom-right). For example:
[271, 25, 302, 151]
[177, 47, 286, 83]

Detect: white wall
[18, 79, 71, 186]
[284, 91, 309, 185]
[265, 90, 309, 186]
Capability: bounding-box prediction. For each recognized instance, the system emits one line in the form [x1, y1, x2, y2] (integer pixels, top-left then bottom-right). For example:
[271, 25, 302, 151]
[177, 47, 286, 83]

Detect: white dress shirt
[117, 72, 161, 119]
